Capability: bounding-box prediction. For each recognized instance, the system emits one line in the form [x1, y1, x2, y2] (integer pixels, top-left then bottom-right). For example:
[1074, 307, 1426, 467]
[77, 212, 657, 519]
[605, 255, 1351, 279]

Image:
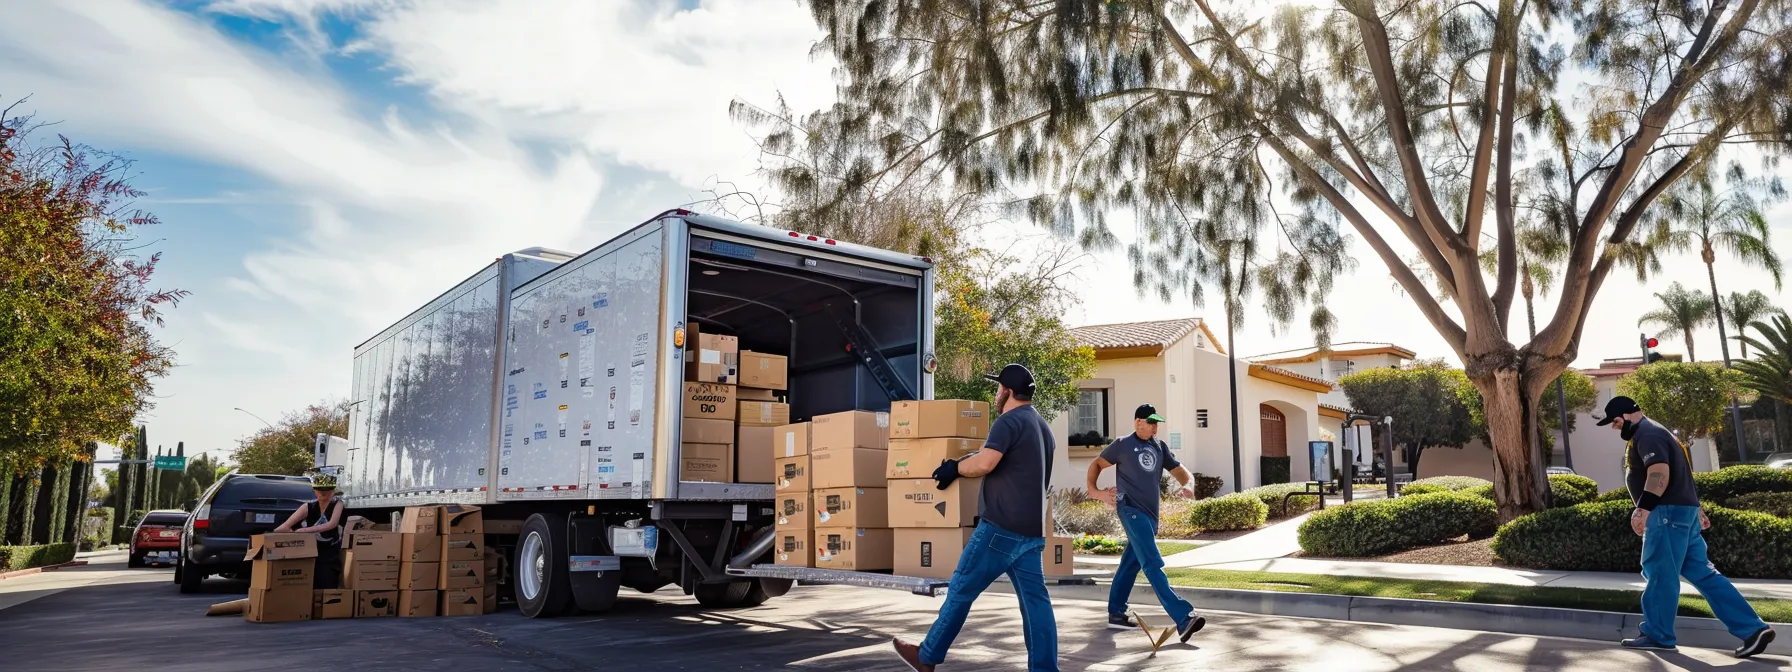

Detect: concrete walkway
[0, 550, 164, 612]
[1185, 557, 1792, 601]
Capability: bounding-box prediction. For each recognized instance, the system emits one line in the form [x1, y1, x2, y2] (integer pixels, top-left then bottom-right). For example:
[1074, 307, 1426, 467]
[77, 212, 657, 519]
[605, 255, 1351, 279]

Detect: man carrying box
[1087, 404, 1204, 642]
[893, 364, 1058, 672]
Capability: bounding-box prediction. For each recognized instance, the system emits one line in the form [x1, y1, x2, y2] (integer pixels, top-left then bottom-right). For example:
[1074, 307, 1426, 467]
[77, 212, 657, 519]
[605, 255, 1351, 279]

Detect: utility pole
[1225, 308, 1243, 494]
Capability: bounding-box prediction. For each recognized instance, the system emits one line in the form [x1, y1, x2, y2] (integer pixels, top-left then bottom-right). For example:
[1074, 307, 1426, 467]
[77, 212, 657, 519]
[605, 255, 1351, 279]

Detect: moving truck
[325, 209, 942, 617]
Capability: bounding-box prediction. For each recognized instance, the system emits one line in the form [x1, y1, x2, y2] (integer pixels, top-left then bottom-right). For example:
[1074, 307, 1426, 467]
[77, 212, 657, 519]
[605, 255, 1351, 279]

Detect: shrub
[0, 543, 78, 572]
[1190, 473, 1225, 499]
[1260, 456, 1292, 485]
[1298, 492, 1498, 557]
[1239, 483, 1321, 518]
[1405, 476, 1493, 492]
[1549, 474, 1600, 507]
[1185, 493, 1269, 531]
[1704, 507, 1792, 578]
[1398, 483, 1451, 496]
[1075, 534, 1125, 555]
[1463, 483, 1496, 501]
[1728, 492, 1792, 518]
[1493, 501, 1792, 579]
[1156, 499, 1202, 539]
[1059, 500, 1120, 537]
[1595, 488, 1632, 503]
[1693, 465, 1792, 502]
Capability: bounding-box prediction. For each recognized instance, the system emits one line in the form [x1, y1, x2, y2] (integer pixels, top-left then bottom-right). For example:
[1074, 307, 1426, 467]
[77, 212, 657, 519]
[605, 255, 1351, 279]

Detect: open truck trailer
[328, 209, 949, 617]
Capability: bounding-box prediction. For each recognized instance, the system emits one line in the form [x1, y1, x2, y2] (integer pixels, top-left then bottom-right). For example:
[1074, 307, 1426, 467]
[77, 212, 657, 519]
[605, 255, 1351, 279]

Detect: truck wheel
[694, 580, 769, 608]
[756, 577, 793, 599]
[177, 558, 204, 594]
[517, 513, 576, 618]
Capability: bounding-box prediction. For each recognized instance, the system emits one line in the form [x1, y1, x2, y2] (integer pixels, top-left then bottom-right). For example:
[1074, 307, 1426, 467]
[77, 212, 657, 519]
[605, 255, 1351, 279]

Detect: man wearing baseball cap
[1087, 403, 1204, 641]
[893, 363, 1059, 672]
[1599, 395, 1775, 656]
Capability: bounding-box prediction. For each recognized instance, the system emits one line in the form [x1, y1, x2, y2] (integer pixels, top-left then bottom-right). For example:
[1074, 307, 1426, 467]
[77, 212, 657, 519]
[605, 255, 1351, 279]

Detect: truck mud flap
[726, 564, 951, 597]
[567, 516, 622, 611]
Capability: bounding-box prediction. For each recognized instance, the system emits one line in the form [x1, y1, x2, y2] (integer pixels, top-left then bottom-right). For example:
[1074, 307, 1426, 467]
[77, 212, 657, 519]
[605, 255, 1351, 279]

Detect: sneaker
[891, 637, 934, 672]
[1108, 613, 1138, 630]
[1620, 635, 1677, 652]
[1178, 615, 1206, 643]
[1735, 627, 1776, 659]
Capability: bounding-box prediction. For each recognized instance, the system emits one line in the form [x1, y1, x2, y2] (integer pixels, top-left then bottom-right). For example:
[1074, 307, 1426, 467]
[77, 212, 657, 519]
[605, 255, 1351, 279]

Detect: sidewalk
[0, 550, 163, 612]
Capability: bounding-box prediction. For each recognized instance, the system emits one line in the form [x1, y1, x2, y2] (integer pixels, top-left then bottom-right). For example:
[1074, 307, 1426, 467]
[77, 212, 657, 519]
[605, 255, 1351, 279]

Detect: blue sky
[4, 0, 1789, 464]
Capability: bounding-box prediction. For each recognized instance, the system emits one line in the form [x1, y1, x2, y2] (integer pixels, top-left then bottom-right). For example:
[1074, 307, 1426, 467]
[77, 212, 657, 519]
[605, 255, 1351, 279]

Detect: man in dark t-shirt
[1088, 404, 1203, 640]
[893, 363, 1058, 672]
[1600, 395, 1774, 657]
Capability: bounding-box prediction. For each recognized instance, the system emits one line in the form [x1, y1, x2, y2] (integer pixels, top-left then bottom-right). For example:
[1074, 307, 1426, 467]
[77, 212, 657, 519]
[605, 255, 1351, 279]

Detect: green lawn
[1157, 541, 1198, 556]
[1163, 568, 1792, 623]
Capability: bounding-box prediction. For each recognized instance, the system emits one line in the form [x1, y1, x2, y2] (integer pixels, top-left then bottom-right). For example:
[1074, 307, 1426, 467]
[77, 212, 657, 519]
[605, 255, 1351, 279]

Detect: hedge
[1491, 501, 1792, 579]
[1185, 493, 1269, 531]
[1239, 483, 1322, 518]
[1059, 500, 1121, 537]
[1297, 492, 1498, 557]
[1550, 474, 1600, 507]
[1692, 465, 1792, 502]
[0, 543, 78, 572]
[1728, 492, 1792, 518]
[1595, 488, 1632, 503]
[1404, 476, 1492, 492]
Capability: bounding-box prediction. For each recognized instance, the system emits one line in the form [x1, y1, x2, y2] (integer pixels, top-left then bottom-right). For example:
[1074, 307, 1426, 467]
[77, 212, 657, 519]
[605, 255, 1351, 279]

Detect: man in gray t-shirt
[1088, 404, 1202, 640]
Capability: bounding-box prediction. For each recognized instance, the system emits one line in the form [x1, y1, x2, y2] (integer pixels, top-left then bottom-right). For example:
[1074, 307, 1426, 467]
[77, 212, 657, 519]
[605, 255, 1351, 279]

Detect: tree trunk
[1406, 443, 1425, 478]
[1684, 332, 1697, 363]
[46, 465, 68, 544]
[18, 476, 41, 546]
[0, 474, 13, 545]
[1468, 361, 1552, 521]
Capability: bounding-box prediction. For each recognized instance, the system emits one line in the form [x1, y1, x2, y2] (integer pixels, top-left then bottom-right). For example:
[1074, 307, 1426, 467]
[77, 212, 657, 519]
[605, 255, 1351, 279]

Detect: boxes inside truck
[812, 411, 890, 452]
[738, 351, 788, 390]
[736, 426, 775, 483]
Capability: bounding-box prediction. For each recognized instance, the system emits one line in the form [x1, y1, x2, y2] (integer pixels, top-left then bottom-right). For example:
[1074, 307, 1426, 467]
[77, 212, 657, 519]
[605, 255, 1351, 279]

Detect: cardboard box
[737, 426, 775, 484]
[738, 387, 780, 401]
[401, 532, 441, 563]
[442, 534, 485, 562]
[684, 321, 700, 352]
[773, 454, 809, 492]
[739, 401, 791, 427]
[443, 504, 484, 536]
[809, 448, 887, 489]
[682, 417, 736, 444]
[739, 351, 788, 390]
[399, 505, 440, 536]
[440, 559, 485, 590]
[887, 477, 982, 527]
[773, 529, 813, 567]
[247, 533, 318, 560]
[681, 442, 734, 482]
[482, 584, 500, 614]
[894, 527, 974, 579]
[249, 557, 314, 590]
[356, 590, 397, 618]
[813, 487, 888, 528]
[814, 528, 894, 571]
[342, 554, 399, 591]
[774, 491, 811, 528]
[441, 588, 485, 616]
[345, 530, 402, 561]
[398, 589, 438, 617]
[774, 422, 810, 457]
[887, 438, 982, 478]
[312, 589, 354, 620]
[399, 562, 439, 591]
[811, 410, 889, 452]
[689, 333, 740, 384]
[1043, 535, 1073, 576]
[890, 400, 990, 440]
[246, 588, 312, 623]
[682, 382, 737, 421]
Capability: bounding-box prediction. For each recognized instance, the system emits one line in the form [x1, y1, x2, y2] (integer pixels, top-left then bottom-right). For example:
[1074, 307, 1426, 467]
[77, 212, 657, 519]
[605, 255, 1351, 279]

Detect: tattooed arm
[1631, 464, 1671, 535]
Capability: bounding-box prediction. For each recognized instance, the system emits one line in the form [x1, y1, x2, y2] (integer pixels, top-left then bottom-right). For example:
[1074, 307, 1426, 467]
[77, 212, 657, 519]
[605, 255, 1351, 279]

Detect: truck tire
[178, 558, 204, 594]
[516, 512, 576, 618]
[694, 579, 770, 608]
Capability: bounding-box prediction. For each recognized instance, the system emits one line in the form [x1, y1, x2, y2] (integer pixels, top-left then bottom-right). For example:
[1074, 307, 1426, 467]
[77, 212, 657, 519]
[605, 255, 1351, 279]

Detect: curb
[0, 560, 88, 581]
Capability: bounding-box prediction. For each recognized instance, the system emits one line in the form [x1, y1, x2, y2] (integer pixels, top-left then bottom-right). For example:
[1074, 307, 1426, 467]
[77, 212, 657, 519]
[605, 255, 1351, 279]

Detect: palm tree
[1638, 282, 1716, 362]
[1735, 315, 1792, 405]
[1725, 290, 1786, 359]
[1660, 179, 1784, 368]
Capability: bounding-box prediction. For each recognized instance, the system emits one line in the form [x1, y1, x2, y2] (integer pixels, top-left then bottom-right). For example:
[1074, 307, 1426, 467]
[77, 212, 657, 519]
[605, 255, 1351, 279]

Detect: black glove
[932, 458, 961, 490]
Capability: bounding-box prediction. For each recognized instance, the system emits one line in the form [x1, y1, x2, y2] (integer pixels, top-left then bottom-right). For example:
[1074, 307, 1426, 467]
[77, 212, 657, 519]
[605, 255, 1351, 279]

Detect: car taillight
[193, 504, 211, 530]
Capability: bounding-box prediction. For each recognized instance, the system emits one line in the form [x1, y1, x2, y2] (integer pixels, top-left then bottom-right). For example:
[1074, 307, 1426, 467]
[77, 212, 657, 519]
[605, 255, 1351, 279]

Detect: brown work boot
[892, 637, 934, 672]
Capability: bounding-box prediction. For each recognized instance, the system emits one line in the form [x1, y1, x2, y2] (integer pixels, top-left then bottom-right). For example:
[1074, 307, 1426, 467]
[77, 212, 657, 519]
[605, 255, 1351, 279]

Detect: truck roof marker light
[807, 235, 819, 241]
[788, 231, 801, 237]
[825, 239, 836, 245]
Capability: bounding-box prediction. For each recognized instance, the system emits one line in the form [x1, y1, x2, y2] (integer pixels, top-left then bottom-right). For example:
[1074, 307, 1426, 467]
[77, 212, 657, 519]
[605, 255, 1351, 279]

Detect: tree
[790, 0, 1792, 519]
[1660, 178, 1784, 367]
[932, 247, 1098, 421]
[1734, 315, 1792, 406]
[1618, 362, 1745, 442]
[1639, 282, 1717, 362]
[231, 402, 348, 476]
[1337, 360, 1475, 476]
[1725, 290, 1784, 359]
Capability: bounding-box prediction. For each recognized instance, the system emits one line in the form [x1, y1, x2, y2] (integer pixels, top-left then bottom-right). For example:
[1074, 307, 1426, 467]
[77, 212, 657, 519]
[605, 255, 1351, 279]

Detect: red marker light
[807, 235, 819, 241]
[824, 239, 836, 245]
[789, 231, 800, 237]
[1646, 338, 1660, 348]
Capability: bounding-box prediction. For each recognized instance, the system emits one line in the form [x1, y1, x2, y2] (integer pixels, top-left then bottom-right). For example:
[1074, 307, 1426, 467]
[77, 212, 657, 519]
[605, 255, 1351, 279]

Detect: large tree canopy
[231, 402, 348, 476]
[792, 0, 1792, 518]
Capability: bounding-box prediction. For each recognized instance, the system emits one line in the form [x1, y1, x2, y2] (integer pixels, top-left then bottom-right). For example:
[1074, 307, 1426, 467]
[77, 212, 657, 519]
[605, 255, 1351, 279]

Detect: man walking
[1599, 395, 1776, 657]
[1087, 404, 1204, 641]
[893, 363, 1058, 672]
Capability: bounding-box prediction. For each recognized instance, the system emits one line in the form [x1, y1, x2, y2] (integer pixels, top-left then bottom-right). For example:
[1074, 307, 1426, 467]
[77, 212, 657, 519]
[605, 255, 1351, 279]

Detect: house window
[1071, 389, 1110, 440]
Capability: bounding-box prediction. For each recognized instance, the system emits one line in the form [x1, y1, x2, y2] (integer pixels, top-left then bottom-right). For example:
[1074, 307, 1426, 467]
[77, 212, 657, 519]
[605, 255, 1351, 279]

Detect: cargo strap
[833, 314, 917, 402]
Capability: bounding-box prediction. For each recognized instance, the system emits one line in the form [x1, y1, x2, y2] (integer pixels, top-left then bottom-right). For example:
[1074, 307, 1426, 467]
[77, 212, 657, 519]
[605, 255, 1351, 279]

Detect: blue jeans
[1108, 504, 1195, 628]
[919, 521, 1058, 671]
[1639, 504, 1768, 645]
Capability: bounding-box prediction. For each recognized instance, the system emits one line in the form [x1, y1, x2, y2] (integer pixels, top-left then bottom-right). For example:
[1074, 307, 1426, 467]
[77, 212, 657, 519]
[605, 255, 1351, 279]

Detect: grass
[1157, 541, 1198, 556]
[1163, 568, 1792, 623]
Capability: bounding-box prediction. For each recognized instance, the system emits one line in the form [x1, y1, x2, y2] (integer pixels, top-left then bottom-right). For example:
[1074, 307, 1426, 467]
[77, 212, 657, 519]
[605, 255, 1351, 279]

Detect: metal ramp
[833, 314, 917, 402]
[727, 564, 951, 596]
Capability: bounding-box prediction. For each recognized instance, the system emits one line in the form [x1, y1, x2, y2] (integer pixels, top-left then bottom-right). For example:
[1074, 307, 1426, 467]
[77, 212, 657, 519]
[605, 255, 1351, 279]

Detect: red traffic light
[1646, 337, 1660, 348]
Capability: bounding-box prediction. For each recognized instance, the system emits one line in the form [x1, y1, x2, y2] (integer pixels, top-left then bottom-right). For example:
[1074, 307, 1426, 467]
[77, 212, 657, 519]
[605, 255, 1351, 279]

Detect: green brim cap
[1146, 414, 1166, 423]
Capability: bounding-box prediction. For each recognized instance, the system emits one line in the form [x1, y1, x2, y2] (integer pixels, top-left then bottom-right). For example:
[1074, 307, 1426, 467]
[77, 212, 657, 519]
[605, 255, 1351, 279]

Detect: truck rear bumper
[726, 565, 952, 597]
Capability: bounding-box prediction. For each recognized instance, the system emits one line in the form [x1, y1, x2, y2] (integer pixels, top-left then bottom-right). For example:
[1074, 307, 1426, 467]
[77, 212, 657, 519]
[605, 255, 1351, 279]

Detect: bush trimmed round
[1185, 493, 1269, 531]
[1492, 501, 1792, 579]
[1693, 465, 1792, 502]
[1463, 483, 1495, 501]
[1405, 476, 1492, 491]
[1594, 488, 1632, 503]
[1728, 492, 1792, 518]
[1549, 474, 1600, 507]
[1297, 492, 1498, 557]
[1239, 483, 1321, 518]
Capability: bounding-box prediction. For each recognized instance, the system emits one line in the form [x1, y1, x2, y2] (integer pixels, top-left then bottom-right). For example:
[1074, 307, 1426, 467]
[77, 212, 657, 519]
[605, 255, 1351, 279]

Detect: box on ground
[443, 504, 484, 535]
[810, 448, 887, 489]
[887, 438, 982, 479]
[442, 588, 485, 616]
[401, 532, 441, 563]
[441, 559, 484, 590]
[775, 422, 810, 457]
[812, 411, 889, 452]
[814, 528, 893, 571]
[737, 426, 775, 484]
[682, 383, 737, 421]
[399, 505, 440, 535]
[342, 553, 399, 591]
[894, 527, 974, 579]
[680, 442, 734, 482]
[1043, 536, 1073, 576]
[688, 333, 740, 384]
[739, 351, 787, 390]
[250, 557, 314, 590]
[890, 400, 990, 440]
[344, 530, 401, 561]
[312, 589, 354, 619]
[773, 454, 809, 492]
[442, 533, 485, 562]
[248, 533, 318, 560]
[399, 562, 439, 591]
[774, 491, 811, 528]
[398, 589, 438, 617]
[739, 401, 790, 427]
[888, 477, 982, 527]
[774, 528, 814, 568]
[814, 487, 888, 528]
[246, 588, 312, 623]
[356, 590, 398, 618]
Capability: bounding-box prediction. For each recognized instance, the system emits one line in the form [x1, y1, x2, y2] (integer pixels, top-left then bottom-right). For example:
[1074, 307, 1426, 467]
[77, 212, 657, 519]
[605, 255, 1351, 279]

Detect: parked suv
[178, 473, 315, 593]
[129, 510, 190, 568]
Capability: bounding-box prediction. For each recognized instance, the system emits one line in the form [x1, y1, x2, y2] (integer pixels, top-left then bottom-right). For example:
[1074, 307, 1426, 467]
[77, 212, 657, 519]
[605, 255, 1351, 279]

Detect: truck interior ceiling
[686, 234, 921, 421]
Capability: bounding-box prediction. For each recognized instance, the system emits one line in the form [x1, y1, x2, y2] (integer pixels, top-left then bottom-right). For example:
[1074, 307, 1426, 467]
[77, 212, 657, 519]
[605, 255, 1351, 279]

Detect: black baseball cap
[983, 363, 1036, 395]
[1595, 396, 1642, 426]
[1136, 404, 1166, 424]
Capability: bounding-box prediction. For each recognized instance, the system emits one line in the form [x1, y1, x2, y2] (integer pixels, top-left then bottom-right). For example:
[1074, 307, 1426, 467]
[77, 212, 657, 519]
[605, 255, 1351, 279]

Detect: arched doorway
[1260, 404, 1287, 458]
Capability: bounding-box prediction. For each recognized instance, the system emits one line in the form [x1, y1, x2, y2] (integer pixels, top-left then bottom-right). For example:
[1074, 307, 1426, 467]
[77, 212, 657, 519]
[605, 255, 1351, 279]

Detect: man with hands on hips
[1087, 404, 1204, 642]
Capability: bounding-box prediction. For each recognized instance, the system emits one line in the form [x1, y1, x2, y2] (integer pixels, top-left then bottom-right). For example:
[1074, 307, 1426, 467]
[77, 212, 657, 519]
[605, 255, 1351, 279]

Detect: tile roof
[1068, 318, 1204, 350]
[1246, 341, 1418, 363]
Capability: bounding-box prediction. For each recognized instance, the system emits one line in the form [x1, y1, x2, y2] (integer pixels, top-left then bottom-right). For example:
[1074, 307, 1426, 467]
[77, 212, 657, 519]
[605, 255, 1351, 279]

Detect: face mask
[1619, 418, 1639, 441]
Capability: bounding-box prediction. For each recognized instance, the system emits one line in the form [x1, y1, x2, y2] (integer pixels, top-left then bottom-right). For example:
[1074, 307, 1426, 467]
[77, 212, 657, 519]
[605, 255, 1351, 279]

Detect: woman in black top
[274, 473, 345, 589]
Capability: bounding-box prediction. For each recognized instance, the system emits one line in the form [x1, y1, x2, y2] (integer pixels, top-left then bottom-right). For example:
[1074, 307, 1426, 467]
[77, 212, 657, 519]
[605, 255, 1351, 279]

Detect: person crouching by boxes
[274, 471, 345, 588]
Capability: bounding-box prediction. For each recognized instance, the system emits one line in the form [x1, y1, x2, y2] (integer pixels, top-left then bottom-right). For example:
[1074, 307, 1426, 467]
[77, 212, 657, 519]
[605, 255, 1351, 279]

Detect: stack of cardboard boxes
[810, 410, 892, 570]
[886, 400, 990, 579]
[340, 526, 403, 617]
[246, 533, 319, 622]
[680, 324, 790, 484]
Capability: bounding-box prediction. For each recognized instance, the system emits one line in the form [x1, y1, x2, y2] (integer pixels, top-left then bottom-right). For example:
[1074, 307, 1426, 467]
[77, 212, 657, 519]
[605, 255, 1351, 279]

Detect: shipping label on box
[739, 351, 788, 390]
[345, 530, 401, 561]
[773, 454, 809, 492]
[887, 438, 982, 478]
[247, 533, 318, 561]
[736, 426, 775, 484]
[398, 589, 438, 618]
[809, 448, 888, 489]
[888, 477, 982, 527]
[774, 529, 814, 567]
[440, 560, 485, 590]
[774, 423, 810, 457]
[739, 401, 790, 427]
[775, 491, 811, 529]
[399, 562, 439, 591]
[441, 587, 485, 616]
[401, 532, 441, 563]
[895, 527, 975, 580]
[356, 590, 398, 618]
[442, 504, 484, 535]
[250, 557, 315, 590]
[691, 334, 740, 384]
[814, 528, 894, 571]
[312, 589, 354, 620]
[682, 383, 737, 420]
[811, 411, 890, 451]
[890, 400, 990, 440]
[246, 588, 313, 623]
[442, 534, 485, 562]
[1043, 536, 1073, 576]
[342, 555, 400, 591]
[399, 505, 440, 535]
[813, 487, 888, 528]
[680, 442, 734, 482]
[682, 417, 736, 444]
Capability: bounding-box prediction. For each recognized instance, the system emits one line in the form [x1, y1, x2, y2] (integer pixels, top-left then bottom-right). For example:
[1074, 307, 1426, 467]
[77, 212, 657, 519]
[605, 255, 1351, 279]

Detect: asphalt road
[0, 551, 1784, 671]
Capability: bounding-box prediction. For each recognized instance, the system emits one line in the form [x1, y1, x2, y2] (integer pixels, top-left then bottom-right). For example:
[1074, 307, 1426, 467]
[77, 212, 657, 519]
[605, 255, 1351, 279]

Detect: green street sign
[154, 455, 186, 471]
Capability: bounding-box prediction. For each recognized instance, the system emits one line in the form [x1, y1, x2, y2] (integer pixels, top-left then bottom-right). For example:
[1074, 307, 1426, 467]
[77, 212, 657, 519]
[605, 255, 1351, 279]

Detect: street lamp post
[234, 407, 275, 430]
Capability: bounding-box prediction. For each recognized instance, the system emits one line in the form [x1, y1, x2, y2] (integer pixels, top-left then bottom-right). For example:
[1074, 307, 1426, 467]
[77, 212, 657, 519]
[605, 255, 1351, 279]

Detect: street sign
[153, 455, 186, 471]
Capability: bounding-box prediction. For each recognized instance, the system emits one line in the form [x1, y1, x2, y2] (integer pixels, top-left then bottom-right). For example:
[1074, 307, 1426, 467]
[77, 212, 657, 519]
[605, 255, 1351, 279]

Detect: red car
[130, 510, 189, 568]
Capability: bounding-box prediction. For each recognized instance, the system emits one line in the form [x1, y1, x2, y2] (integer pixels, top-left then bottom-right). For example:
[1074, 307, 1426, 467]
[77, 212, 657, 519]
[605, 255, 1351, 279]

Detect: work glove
[932, 458, 961, 490]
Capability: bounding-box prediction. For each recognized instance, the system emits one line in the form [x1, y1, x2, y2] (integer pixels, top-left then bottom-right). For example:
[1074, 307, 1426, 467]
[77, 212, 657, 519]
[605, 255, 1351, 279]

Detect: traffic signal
[1644, 336, 1663, 364]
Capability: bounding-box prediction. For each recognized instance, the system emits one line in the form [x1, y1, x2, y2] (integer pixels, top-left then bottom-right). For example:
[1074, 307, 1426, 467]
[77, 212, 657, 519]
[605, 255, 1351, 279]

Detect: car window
[215, 477, 315, 506]
[142, 513, 188, 526]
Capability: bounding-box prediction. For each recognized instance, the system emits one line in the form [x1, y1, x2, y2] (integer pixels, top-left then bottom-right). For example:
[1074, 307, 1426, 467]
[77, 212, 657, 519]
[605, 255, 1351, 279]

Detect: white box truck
[327, 209, 943, 616]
